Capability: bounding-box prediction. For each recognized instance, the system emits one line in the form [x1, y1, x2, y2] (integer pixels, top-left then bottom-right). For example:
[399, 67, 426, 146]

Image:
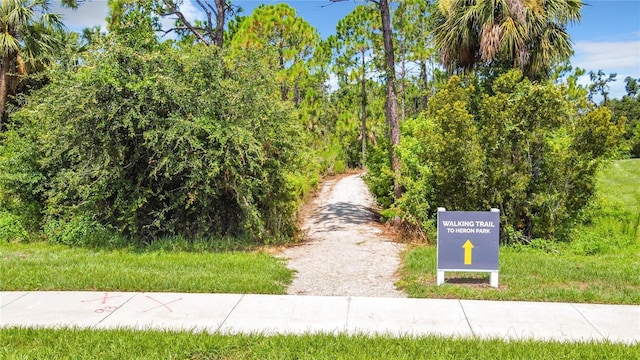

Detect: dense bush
[368, 71, 624, 242]
[0, 40, 305, 244]
[607, 95, 640, 158]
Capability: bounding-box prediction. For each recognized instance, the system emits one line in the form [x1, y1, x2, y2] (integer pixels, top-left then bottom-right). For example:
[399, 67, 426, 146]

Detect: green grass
[1, 328, 637, 359]
[0, 242, 292, 294]
[569, 159, 639, 256]
[597, 159, 640, 211]
[2, 160, 638, 303]
[574, 158, 640, 253]
[399, 159, 640, 304]
[1, 163, 638, 356]
[399, 246, 640, 304]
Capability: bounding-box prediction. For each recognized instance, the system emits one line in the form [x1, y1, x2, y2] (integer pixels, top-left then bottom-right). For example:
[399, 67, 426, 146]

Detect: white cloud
[54, 1, 205, 34]
[53, 2, 109, 32]
[181, 0, 203, 23]
[159, 0, 207, 38]
[573, 40, 640, 71]
[327, 72, 339, 93]
[572, 39, 640, 99]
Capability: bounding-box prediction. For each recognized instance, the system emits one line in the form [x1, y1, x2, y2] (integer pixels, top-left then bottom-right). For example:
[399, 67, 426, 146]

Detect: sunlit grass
[597, 159, 640, 211]
[399, 245, 640, 304]
[399, 159, 640, 304]
[1, 328, 637, 359]
[0, 242, 293, 294]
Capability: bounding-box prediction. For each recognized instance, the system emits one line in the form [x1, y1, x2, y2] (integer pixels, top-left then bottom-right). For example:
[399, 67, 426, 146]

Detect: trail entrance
[280, 173, 405, 297]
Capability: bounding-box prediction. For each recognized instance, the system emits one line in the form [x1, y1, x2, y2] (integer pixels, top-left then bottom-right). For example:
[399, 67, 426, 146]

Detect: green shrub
[315, 143, 348, 176]
[607, 94, 640, 158]
[631, 122, 640, 158]
[333, 159, 347, 175]
[368, 70, 624, 243]
[3, 40, 305, 244]
[364, 137, 395, 209]
[569, 199, 639, 255]
[0, 211, 28, 242]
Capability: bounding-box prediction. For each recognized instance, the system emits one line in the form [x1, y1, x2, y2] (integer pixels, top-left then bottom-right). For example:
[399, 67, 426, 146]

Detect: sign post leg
[437, 271, 445, 286]
[490, 271, 499, 288]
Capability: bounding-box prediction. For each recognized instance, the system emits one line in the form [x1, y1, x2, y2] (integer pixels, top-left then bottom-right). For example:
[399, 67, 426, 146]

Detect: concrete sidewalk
[1, 291, 638, 344]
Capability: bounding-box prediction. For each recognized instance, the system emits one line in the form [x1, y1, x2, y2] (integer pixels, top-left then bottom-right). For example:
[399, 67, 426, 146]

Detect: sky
[53, 0, 640, 99]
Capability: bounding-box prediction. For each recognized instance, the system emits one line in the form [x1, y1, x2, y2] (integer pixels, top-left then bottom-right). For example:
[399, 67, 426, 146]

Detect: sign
[436, 208, 500, 287]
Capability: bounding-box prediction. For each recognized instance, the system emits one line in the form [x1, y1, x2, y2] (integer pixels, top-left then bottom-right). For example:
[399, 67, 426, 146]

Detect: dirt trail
[279, 173, 406, 297]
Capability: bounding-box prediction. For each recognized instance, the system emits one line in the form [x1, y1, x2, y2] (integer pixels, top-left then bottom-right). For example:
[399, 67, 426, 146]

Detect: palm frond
[480, 23, 502, 62]
[0, 32, 21, 55]
[500, 16, 528, 65]
[504, 0, 527, 23]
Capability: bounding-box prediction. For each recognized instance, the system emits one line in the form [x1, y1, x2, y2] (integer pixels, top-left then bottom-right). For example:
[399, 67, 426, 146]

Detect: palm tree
[0, 0, 65, 129]
[432, 0, 582, 79]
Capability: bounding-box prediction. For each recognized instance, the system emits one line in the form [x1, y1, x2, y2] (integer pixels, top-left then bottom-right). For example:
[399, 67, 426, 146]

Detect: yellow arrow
[462, 240, 474, 265]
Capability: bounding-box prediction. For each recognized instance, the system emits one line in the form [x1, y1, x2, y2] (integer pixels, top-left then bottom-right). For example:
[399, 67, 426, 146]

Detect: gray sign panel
[437, 210, 500, 271]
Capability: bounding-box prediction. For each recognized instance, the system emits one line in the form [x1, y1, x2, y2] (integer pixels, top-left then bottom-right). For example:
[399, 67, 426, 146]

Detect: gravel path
[279, 173, 406, 297]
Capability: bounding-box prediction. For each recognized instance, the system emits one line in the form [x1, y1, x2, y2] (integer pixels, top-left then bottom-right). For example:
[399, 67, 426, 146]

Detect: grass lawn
[1, 161, 638, 357]
[399, 245, 640, 304]
[2, 160, 639, 303]
[597, 159, 640, 211]
[0, 242, 292, 294]
[1, 328, 637, 359]
[399, 159, 640, 304]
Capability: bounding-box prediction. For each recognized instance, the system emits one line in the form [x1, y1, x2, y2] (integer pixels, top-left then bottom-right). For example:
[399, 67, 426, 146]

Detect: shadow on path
[312, 202, 376, 231]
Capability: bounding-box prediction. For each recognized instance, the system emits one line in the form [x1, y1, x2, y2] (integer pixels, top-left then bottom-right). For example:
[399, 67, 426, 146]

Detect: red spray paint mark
[143, 296, 183, 313]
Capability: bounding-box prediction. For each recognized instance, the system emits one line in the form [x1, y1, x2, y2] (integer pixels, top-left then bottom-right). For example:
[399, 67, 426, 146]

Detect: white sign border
[436, 207, 500, 288]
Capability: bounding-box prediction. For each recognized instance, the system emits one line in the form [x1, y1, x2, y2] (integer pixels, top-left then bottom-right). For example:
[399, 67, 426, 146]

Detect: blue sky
[55, 0, 639, 99]
[568, 1, 640, 98]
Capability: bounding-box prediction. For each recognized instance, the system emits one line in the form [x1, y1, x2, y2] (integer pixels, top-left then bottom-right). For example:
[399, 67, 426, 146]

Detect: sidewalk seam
[458, 300, 476, 338]
[0, 291, 31, 309]
[345, 296, 352, 332]
[215, 294, 245, 333]
[93, 292, 140, 329]
[570, 303, 606, 340]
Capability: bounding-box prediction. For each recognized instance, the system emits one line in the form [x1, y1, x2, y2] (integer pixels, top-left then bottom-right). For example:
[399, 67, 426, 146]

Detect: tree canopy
[432, 0, 582, 79]
[0, 0, 67, 128]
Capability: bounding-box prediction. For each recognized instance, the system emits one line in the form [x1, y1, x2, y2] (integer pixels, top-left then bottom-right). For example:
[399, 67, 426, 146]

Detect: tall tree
[379, 0, 402, 200]
[333, 0, 402, 199]
[393, 0, 435, 114]
[588, 70, 616, 105]
[156, 0, 238, 47]
[333, 4, 381, 168]
[0, 0, 69, 130]
[432, 0, 582, 79]
[107, 0, 159, 42]
[230, 4, 319, 104]
[304, 38, 333, 135]
[624, 76, 639, 98]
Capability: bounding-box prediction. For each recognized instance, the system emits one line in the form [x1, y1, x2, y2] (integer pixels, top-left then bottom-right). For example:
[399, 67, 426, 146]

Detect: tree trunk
[0, 54, 12, 131]
[321, 80, 326, 139]
[278, 47, 288, 101]
[420, 61, 428, 111]
[400, 44, 406, 122]
[361, 50, 367, 169]
[214, 0, 225, 47]
[379, 0, 402, 200]
[294, 81, 301, 107]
